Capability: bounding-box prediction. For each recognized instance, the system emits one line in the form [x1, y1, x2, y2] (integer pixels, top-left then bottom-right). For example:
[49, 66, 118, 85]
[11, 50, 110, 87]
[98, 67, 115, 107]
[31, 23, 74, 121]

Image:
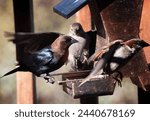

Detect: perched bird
[79, 38, 150, 86]
[67, 22, 97, 71]
[1, 32, 78, 83]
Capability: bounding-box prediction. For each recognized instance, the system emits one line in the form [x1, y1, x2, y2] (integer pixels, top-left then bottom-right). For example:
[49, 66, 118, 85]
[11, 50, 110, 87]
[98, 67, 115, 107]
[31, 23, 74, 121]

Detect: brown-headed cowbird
[79, 38, 149, 86]
[67, 22, 97, 71]
[1, 32, 78, 83]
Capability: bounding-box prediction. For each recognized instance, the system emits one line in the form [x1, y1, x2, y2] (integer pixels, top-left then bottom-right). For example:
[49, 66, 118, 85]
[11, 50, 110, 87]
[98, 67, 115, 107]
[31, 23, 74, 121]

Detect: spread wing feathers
[87, 39, 124, 64]
[4, 31, 62, 53]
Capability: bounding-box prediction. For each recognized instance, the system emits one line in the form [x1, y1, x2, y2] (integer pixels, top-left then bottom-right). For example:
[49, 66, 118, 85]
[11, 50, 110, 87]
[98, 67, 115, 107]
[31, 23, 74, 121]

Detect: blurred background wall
[0, 0, 138, 104]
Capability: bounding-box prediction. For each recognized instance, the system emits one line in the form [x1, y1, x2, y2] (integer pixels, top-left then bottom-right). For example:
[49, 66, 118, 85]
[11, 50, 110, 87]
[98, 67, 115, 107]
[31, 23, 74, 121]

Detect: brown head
[51, 35, 78, 56]
[125, 38, 149, 49]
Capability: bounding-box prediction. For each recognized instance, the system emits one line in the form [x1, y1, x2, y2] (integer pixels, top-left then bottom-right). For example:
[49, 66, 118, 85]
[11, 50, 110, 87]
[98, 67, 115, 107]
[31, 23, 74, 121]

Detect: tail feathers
[4, 31, 30, 44]
[0, 66, 28, 78]
[4, 31, 15, 42]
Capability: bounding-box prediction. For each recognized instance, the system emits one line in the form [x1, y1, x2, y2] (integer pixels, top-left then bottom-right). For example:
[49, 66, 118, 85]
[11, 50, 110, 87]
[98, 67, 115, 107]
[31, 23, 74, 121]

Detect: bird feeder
[53, 0, 116, 99]
[54, 0, 150, 99]
[57, 71, 116, 99]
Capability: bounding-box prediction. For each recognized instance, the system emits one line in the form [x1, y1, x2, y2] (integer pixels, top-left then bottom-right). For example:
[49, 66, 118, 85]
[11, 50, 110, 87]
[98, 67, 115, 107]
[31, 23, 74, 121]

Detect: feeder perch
[61, 71, 116, 99]
[53, 0, 88, 18]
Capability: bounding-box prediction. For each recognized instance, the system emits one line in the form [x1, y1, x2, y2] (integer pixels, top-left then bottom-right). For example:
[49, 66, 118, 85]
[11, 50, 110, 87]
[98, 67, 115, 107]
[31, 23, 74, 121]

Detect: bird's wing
[87, 48, 108, 64]
[88, 39, 124, 63]
[4, 31, 62, 53]
[26, 47, 55, 67]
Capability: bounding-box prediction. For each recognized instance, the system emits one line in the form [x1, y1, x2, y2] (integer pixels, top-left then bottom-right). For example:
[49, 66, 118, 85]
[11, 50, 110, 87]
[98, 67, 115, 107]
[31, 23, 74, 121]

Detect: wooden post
[13, 0, 36, 104]
[138, 0, 150, 104]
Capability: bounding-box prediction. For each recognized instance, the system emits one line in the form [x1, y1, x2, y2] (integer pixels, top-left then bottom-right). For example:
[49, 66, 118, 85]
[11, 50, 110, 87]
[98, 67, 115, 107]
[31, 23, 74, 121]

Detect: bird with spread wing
[1, 31, 78, 83]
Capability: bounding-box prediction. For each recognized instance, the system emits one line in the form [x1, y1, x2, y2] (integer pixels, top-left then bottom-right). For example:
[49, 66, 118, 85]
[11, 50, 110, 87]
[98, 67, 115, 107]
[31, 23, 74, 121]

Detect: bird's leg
[46, 76, 55, 84]
[111, 71, 123, 87]
[40, 73, 55, 84]
[113, 77, 122, 87]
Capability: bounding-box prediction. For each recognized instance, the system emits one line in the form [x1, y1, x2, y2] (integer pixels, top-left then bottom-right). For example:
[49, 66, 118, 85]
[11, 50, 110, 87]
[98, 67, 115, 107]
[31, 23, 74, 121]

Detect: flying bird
[1, 32, 78, 83]
[79, 38, 150, 86]
[67, 22, 97, 71]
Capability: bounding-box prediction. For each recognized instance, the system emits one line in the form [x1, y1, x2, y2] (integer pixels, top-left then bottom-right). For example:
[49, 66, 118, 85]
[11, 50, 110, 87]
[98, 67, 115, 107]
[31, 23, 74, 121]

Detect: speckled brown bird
[1, 32, 78, 83]
[79, 38, 150, 86]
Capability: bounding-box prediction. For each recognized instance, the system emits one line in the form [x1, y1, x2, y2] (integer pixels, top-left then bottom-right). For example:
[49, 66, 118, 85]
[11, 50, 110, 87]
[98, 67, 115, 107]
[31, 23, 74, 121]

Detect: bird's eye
[136, 40, 143, 46]
[137, 41, 141, 44]
[65, 38, 71, 44]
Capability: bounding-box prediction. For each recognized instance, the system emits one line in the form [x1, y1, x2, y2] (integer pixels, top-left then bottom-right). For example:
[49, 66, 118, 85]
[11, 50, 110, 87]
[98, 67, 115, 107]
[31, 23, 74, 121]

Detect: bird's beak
[143, 41, 150, 47]
[71, 38, 78, 44]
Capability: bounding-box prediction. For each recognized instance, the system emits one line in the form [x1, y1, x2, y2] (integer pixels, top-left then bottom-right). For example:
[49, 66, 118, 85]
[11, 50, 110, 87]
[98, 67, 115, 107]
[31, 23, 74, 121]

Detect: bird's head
[132, 38, 150, 49]
[51, 35, 78, 55]
[69, 22, 84, 35]
[54, 35, 78, 49]
[62, 35, 78, 47]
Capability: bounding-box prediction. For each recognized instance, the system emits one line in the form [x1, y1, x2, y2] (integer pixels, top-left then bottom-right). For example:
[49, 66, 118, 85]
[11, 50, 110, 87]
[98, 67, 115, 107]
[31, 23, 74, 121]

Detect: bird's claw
[40, 74, 55, 84]
[45, 77, 55, 84]
[113, 78, 122, 87]
[111, 71, 123, 87]
[117, 80, 122, 87]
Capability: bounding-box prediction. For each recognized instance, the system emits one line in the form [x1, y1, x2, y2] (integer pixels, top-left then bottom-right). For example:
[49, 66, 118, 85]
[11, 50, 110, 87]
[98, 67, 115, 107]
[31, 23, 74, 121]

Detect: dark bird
[67, 22, 97, 71]
[79, 38, 150, 86]
[1, 32, 78, 83]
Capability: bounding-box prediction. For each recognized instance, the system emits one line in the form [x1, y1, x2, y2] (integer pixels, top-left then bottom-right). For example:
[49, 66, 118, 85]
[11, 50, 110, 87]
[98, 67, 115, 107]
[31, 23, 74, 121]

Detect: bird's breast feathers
[113, 45, 135, 59]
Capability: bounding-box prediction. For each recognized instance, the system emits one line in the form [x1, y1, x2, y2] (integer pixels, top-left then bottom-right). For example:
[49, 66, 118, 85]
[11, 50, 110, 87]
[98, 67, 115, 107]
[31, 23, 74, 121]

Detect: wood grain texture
[16, 72, 36, 104]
